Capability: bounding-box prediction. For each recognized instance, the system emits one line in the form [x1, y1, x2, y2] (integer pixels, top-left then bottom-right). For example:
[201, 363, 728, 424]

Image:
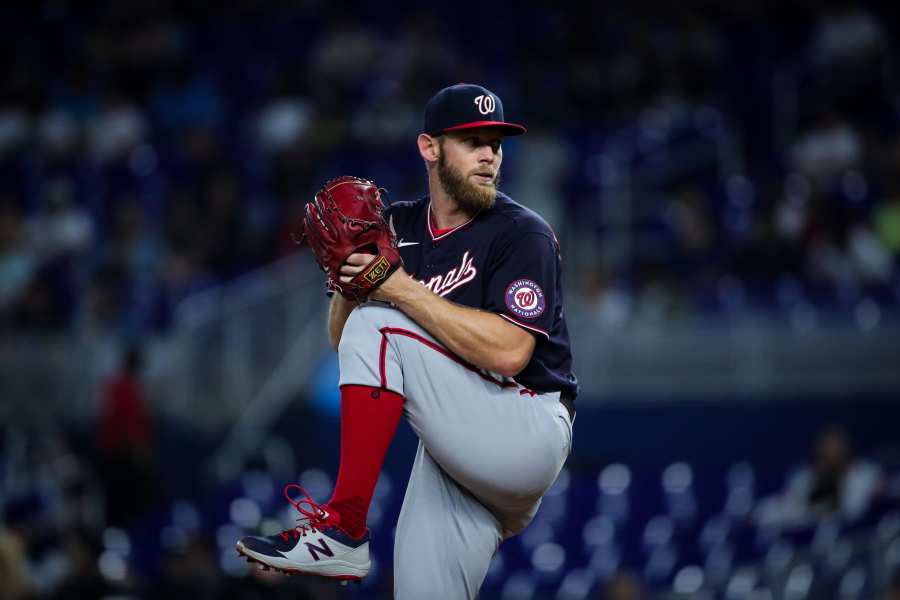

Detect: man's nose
[478, 146, 497, 163]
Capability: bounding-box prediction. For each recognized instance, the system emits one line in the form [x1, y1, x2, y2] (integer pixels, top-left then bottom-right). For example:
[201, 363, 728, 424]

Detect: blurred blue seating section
[168, 461, 900, 600]
[4, 400, 900, 599]
[2, 1, 900, 337]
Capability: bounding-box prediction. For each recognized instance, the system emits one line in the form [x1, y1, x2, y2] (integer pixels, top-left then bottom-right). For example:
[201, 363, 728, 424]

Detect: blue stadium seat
[500, 570, 537, 600]
[642, 543, 678, 585]
[554, 568, 595, 600]
[596, 463, 632, 526]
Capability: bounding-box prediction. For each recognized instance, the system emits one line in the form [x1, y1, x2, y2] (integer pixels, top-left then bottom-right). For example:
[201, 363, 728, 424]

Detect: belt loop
[559, 392, 576, 423]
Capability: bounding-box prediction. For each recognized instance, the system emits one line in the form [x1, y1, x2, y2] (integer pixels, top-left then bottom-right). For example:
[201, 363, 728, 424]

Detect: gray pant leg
[394, 443, 501, 600]
[339, 304, 570, 528]
[338, 303, 572, 593]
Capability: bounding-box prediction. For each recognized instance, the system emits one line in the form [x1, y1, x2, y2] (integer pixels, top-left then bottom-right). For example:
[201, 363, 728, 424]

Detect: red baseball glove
[299, 176, 402, 302]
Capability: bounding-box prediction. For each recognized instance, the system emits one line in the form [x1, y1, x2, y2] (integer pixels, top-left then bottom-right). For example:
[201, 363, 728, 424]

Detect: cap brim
[439, 120, 527, 136]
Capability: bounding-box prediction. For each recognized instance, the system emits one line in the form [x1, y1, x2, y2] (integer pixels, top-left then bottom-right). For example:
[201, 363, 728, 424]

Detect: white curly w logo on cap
[474, 94, 496, 115]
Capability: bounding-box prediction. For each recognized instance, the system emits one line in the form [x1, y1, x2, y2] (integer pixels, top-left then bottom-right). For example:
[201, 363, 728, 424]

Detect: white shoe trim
[236, 538, 370, 578]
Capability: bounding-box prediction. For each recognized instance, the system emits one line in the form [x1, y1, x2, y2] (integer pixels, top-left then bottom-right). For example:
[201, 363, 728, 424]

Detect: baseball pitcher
[237, 83, 578, 599]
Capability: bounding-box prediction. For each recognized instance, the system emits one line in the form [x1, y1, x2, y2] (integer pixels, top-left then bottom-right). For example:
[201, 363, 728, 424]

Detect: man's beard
[437, 151, 500, 215]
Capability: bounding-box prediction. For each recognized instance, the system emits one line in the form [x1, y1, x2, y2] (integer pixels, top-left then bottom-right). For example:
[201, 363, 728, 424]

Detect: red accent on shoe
[278, 484, 335, 541]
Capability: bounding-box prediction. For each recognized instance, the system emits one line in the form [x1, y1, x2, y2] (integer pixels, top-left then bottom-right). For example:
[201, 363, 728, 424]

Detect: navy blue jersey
[385, 192, 578, 399]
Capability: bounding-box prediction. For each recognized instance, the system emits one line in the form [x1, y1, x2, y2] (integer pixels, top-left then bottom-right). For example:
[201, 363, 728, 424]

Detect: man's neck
[428, 173, 473, 230]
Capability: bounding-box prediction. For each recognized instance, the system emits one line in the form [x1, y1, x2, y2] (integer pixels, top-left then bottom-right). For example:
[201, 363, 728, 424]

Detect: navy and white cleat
[236, 484, 370, 583]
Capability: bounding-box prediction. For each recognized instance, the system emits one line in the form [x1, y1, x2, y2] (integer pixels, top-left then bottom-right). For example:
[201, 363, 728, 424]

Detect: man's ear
[418, 133, 439, 164]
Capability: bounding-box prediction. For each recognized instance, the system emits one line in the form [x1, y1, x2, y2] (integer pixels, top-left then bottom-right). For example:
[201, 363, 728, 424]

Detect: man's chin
[467, 189, 497, 213]
[437, 158, 498, 213]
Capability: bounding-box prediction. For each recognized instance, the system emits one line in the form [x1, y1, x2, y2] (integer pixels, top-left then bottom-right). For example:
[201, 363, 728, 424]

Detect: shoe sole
[235, 541, 368, 583]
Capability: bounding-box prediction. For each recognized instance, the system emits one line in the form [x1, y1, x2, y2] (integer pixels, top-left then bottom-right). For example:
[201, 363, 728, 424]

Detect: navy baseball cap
[423, 83, 527, 137]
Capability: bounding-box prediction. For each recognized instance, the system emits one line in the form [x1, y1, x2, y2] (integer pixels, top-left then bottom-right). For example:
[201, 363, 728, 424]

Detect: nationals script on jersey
[385, 192, 578, 398]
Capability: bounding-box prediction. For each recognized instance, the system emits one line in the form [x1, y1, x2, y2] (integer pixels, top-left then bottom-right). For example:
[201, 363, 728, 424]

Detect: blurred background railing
[1, 255, 328, 430]
[4, 247, 900, 432]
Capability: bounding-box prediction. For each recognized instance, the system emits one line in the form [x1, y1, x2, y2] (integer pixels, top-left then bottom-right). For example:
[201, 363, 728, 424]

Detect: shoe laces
[279, 483, 332, 542]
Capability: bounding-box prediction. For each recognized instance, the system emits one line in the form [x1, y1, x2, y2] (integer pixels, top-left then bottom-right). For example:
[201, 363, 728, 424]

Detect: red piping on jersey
[378, 327, 519, 390]
[378, 334, 390, 389]
[498, 314, 550, 340]
[427, 203, 476, 241]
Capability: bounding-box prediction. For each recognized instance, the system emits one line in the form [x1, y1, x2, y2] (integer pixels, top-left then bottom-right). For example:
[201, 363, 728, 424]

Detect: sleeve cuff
[498, 313, 550, 340]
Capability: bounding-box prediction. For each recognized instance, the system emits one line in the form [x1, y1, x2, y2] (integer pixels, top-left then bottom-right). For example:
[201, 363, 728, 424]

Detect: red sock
[327, 384, 404, 539]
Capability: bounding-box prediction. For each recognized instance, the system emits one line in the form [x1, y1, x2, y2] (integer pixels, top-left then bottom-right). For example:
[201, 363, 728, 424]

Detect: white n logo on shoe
[305, 538, 334, 561]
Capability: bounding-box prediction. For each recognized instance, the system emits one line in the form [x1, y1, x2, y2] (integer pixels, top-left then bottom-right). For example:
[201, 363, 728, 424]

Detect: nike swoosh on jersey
[398, 240, 420, 248]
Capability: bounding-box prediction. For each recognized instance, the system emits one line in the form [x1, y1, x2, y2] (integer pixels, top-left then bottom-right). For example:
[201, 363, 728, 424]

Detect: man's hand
[338, 253, 378, 284]
[340, 253, 412, 303]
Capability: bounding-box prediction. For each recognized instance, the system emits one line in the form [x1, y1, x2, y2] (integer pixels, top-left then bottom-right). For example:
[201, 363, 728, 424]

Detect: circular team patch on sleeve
[505, 279, 546, 320]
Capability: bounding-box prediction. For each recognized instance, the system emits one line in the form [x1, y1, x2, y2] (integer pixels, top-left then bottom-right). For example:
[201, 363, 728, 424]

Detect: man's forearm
[383, 277, 533, 377]
[328, 294, 357, 351]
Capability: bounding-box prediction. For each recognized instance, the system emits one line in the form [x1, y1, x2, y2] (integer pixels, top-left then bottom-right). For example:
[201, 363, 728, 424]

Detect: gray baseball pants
[338, 302, 573, 599]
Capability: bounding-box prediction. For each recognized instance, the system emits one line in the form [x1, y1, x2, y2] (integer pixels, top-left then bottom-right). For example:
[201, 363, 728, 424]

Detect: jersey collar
[427, 202, 477, 242]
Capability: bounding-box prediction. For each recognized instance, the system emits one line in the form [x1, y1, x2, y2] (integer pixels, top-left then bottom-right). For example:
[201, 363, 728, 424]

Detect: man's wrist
[374, 268, 417, 307]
